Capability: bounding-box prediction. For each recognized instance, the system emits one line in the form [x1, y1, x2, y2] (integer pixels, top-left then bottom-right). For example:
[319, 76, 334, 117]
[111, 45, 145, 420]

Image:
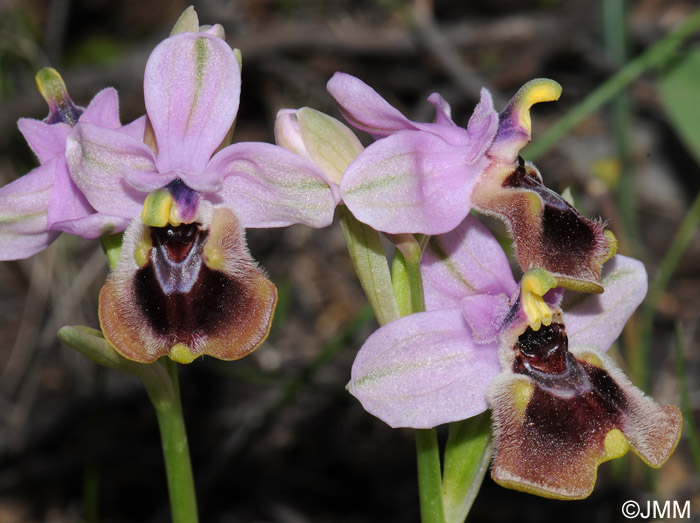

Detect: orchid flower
[58, 13, 337, 364]
[348, 215, 680, 499]
[0, 68, 145, 260]
[328, 74, 616, 292]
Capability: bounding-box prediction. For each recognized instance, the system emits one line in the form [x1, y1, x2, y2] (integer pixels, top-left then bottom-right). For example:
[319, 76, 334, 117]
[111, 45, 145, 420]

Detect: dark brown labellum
[99, 206, 277, 363]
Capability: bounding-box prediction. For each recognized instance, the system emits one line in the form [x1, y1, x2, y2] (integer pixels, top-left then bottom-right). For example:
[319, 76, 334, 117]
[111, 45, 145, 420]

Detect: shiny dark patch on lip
[151, 223, 200, 263]
[514, 323, 568, 374]
[514, 323, 592, 398]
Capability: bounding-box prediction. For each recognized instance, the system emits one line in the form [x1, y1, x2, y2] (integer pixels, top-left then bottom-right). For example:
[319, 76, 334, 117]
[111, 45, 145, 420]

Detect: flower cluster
[322, 74, 681, 498]
[1, 5, 681, 505]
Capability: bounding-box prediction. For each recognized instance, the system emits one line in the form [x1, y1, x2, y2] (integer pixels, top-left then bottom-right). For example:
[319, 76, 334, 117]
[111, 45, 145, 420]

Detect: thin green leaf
[442, 413, 492, 523]
[659, 47, 700, 165]
[416, 428, 446, 523]
[525, 8, 700, 161]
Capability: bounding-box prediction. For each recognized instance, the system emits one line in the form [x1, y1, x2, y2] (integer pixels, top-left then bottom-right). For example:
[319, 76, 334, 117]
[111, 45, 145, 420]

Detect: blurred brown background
[1, 0, 699, 521]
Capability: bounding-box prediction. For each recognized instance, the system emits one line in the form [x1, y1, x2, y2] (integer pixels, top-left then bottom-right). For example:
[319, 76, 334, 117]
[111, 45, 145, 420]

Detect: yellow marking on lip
[577, 352, 603, 368]
[169, 201, 182, 226]
[203, 243, 224, 270]
[133, 232, 153, 268]
[603, 230, 618, 262]
[512, 379, 535, 418]
[603, 429, 630, 461]
[169, 343, 198, 364]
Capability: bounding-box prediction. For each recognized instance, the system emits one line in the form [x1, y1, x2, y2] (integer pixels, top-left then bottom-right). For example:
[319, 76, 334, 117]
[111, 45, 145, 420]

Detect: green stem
[392, 237, 492, 521]
[416, 428, 446, 523]
[388, 235, 444, 523]
[143, 359, 199, 523]
[390, 238, 425, 317]
[339, 215, 443, 522]
[57, 327, 199, 522]
[441, 414, 492, 523]
[638, 188, 700, 390]
[525, 8, 700, 161]
[338, 205, 400, 325]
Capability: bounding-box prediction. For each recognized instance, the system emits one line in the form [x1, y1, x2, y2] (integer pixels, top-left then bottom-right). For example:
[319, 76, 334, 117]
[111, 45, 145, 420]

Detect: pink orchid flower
[349, 215, 680, 499]
[328, 74, 616, 293]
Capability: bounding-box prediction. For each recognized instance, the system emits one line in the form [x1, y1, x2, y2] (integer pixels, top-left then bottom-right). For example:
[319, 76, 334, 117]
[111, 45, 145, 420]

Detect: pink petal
[427, 93, 456, 127]
[341, 130, 487, 234]
[207, 142, 338, 228]
[122, 167, 177, 193]
[327, 72, 414, 137]
[349, 308, 501, 428]
[145, 33, 240, 174]
[564, 255, 648, 352]
[0, 162, 59, 260]
[464, 88, 499, 162]
[47, 161, 93, 230]
[179, 169, 224, 193]
[462, 293, 512, 344]
[80, 88, 121, 128]
[66, 123, 153, 219]
[18, 118, 70, 164]
[119, 115, 147, 141]
[422, 215, 517, 310]
[44, 161, 129, 238]
[51, 213, 130, 238]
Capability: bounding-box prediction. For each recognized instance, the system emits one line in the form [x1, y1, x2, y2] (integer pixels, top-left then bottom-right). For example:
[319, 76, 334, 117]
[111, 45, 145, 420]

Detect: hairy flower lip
[347, 209, 676, 499]
[472, 157, 611, 294]
[99, 205, 278, 363]
[489, 306, 680, 500]
[350, 215, 650, 432]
